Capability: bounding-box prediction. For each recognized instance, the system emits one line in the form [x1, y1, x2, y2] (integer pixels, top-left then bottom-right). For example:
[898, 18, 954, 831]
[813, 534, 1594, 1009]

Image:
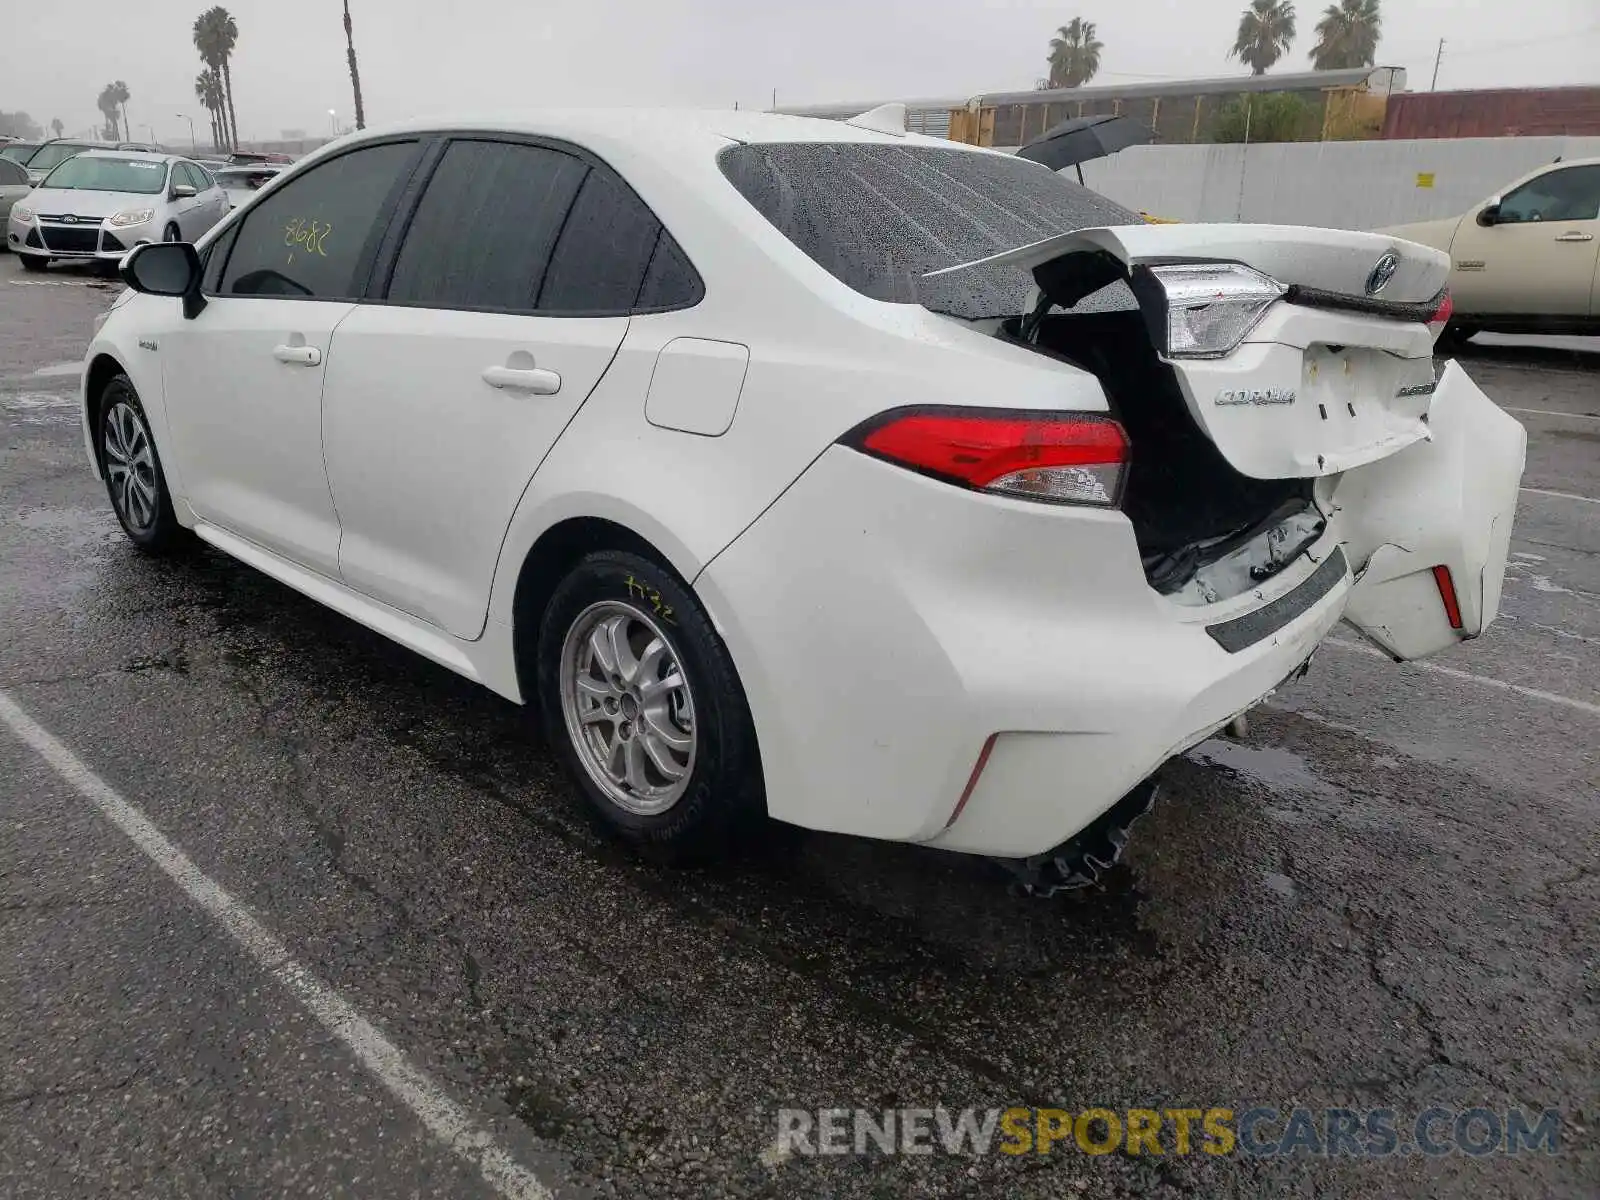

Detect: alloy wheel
[103, 401, 159, 533]
[559, 600, 697, 816]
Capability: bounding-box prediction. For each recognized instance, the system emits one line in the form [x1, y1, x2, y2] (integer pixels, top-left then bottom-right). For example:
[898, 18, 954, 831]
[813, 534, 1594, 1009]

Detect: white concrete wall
[1073, 136, 1600, 230]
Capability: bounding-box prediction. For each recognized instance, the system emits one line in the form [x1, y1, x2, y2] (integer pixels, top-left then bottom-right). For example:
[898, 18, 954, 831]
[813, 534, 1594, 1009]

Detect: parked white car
[1382, 157, 1600, 339]
[7, 150, 229, 271]
[82, 112, 1525, 883]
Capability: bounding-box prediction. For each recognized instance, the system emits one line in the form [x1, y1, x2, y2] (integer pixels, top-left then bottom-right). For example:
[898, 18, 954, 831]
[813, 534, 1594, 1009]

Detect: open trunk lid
[927, 223, 1452, 480]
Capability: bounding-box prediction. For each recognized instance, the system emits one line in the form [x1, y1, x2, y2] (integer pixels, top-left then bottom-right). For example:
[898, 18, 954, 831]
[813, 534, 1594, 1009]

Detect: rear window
[718, 142, 1138, 320]
[40, 155, 168, 194]
[27, 143, 93, 173]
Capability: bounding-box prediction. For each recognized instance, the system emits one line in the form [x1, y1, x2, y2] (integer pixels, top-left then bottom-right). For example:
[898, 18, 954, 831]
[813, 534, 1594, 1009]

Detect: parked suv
[1382, 157, 1600, 339]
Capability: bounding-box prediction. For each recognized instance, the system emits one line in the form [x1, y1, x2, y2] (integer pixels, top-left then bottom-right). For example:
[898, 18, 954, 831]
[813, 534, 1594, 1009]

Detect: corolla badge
[1215, 388, 1296, 406]
[1365, 251, 1401, 296]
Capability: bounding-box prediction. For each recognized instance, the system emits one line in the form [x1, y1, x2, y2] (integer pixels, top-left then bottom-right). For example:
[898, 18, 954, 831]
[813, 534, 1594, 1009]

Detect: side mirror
[1477, 202, 1501, 227]
[120, 241, 206, 319]
[171, 183, 197, 199]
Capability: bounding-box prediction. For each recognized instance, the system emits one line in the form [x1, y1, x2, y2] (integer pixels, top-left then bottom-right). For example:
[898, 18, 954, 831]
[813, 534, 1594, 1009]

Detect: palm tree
[1310, 0, 1382, 69]
[110, 80, 131, 142]
[193, 6, 241, 149]
[51, 118, 64, 137]
[96, 84, 121, 141]
[1231, 0, 1297, 75]
[343, 1, 366, 131]
[1047, 18, 1104, 89]
[195, 70, 225, 151]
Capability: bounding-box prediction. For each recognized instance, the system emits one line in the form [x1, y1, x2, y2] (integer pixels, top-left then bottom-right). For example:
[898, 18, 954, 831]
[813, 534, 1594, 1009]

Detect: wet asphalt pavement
[0, 252, 1595, 1199]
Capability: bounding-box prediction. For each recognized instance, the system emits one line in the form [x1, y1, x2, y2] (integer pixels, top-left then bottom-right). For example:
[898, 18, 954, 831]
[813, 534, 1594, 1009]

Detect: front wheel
[163, 222, 181, 243]
[536, 549, 765, 860]
[98, 375, 184, 553]
[19, 254, 48, 272]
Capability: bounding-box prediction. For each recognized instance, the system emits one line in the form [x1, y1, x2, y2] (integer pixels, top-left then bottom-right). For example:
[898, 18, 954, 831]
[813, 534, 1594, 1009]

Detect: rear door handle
[1554, 232, 1595, 242]
[272, 344, 322, 366]
[482, 365, 562, 395]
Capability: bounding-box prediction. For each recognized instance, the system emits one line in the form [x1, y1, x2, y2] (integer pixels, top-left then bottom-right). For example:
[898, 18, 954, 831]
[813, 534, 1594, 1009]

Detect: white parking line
[1503, 406, 1600, 423]
[1521, 486, 1600, 506]
[0, 688, 553, 1200]
[1327, 638, 1600, 719]
[32, 362, 83, 378]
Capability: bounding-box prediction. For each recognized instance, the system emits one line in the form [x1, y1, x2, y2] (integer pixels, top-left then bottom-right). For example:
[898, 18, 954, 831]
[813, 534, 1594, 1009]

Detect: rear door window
[537, 168, 661, 313]
[718, 142, 1137, 319]
[219, 139, 419, 299]
[386, 139, 587, 312]
[0, 157, 25, 186]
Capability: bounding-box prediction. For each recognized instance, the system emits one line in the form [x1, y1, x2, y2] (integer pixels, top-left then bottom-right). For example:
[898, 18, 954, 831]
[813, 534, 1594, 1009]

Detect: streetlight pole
[176, 113, 196, 152]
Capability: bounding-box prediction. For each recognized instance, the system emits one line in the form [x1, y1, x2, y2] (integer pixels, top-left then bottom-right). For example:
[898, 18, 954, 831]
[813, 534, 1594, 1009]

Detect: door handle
[272, 344, 322, 366]
[482, 365, 562, 395]
[1554, 232, 1595, 242]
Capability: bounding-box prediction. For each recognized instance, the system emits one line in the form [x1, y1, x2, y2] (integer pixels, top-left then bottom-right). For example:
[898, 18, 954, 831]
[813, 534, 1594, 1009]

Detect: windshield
[26, 143, 94, 172]
[1, 143, 39, 164]
[40, 155, 169, 194]
[718, 142, 1140, 320]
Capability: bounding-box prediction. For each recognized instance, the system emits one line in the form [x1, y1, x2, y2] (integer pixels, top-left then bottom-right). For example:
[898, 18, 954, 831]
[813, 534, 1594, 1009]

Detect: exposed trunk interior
[1000, 309, 1318, 596]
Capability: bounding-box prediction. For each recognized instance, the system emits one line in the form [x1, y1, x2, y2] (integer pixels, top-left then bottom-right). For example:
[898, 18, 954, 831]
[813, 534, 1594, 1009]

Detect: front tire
[98, 375, 184, 553]
[19, 254, 48, 272]
[536, 549, 765, 860]
[163, 222, 181, 243]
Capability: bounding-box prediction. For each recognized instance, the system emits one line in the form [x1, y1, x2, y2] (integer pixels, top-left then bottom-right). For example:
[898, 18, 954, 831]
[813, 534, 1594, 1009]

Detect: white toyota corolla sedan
[82, 110, 1525, 886]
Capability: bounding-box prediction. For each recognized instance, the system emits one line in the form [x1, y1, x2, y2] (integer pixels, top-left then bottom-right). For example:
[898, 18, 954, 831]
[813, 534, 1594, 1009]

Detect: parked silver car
[6, 150, 229, 271]
[20, 138, 101, 184]
[0, 156, 31, 235]
[212, 163, 284, 209]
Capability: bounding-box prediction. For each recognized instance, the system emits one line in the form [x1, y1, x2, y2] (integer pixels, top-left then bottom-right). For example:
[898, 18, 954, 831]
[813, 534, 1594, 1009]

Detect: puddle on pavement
[1186, 736, 1400, 833]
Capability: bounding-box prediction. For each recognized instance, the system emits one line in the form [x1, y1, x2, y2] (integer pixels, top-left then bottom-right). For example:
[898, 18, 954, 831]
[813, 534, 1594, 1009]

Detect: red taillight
[1427, 289, 1454, 339]
[1432, 564, 1464, 630]
[848, 407, 1130, 506]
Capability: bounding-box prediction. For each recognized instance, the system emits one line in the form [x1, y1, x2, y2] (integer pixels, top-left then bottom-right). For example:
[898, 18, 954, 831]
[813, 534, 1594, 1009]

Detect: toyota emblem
[1365, 251, 1401, 296]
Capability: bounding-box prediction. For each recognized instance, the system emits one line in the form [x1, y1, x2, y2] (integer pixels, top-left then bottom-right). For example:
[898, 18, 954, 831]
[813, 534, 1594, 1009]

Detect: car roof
[322, 108, 996, 162]
[77, 148, 181, 164]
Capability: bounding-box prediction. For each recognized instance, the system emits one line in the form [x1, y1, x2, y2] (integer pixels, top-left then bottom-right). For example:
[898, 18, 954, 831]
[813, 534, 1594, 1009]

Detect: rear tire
[19, 254, 48, 272]
[98, 374, 185, 554]
[535, 549, 765, 861]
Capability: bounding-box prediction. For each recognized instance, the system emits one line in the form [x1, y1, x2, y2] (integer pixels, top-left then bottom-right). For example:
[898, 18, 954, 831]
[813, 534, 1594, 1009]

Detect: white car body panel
[1338, 360, 1527, 659]
[321, 306, 630, 639]
[79, 111, 1526, 860]
[160, 298, 355, 576]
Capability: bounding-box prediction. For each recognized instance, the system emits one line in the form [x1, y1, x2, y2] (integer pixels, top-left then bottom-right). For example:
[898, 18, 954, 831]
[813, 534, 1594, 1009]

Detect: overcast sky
[6, 0, 1598, 143]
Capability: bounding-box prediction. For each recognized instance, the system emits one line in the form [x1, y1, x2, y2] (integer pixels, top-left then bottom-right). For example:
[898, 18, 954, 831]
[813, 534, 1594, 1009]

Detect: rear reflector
[845, 407, 1130, 506]
[1432, 564, 1464, 630]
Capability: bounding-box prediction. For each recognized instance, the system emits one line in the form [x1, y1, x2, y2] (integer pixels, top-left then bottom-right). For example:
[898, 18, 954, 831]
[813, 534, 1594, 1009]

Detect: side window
[187, 163, 214, 190]
[1498, 166, 1600, 224]
[538, 168, 661, 313]
[0, 158, 25, 186]
[386, 140, 587, 312]
[176, 163, 202, 192]
[636, 230, 703, 310]
[219, 140, 417, 299]
[201, 221, 241, 293]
